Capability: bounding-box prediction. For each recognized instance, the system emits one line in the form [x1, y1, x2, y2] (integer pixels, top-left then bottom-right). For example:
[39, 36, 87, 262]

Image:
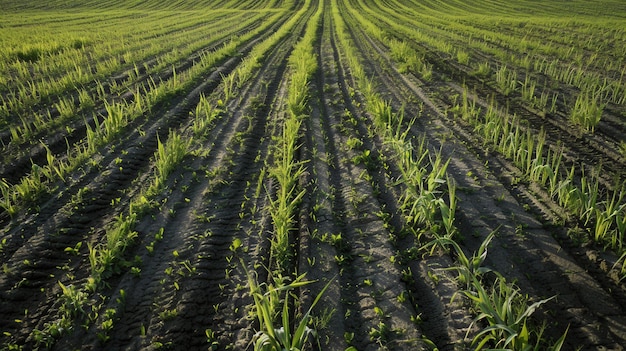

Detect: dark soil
[1, 1, 625, 350]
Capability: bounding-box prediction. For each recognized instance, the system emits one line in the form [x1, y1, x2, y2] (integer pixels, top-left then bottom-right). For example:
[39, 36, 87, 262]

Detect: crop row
[246, 1, 329, 349]
[266, 0, 320, 275]
[342, 0, 626, 276]
[332, 0, 571, 348]
[0, 8, 288, 218]
[349, 0, 626, 137]
[0, 1, 312, 348]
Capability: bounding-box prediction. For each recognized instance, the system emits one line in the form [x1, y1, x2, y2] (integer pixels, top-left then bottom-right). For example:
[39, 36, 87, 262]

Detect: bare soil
[1, 1, 625, 350]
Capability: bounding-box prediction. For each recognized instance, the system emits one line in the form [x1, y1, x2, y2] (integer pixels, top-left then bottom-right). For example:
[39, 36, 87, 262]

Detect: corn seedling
[244, 261, 333, 351]
[496, 65, 518, 96]
[570, 91, 604, 132]
[192, 93, 220, 137]
[152, 131, 191, 192]
[0, 178, 19, 217]
[53, 96, 76, 121]
[424, 230, 497, 289]
[464, 273, 567, 351]
[456, 50, 470, 65]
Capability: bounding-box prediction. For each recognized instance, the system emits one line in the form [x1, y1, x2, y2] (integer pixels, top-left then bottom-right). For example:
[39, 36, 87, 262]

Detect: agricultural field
[0, 0, 625, 349]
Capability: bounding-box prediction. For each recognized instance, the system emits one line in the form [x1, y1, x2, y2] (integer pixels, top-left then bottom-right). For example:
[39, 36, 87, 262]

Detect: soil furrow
[53, 4, 315, 348]
[0, 24, 299, 346]
[299, 6, 428, 350]
[343, 7, 626, 349]
[0, 14, 283, 188]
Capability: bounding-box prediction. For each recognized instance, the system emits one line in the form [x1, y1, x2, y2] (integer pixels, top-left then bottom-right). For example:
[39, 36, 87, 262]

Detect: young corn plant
[101, 100, 128, 142]
[440, 176, 457, 238]
[0, 142, 73, 216]
[495, 65, 518, 96]
[78, 88, 94, 110]
[14, 163, 46, 204]
[570, 91, 604, 132]
[53, 96, 76, 121]
[0, 178, 19, 217]
[32, 282, 85, 347]
[456, 50, 470, 65]
[42, 143, 68, 183]
[388, 39, 430, 79]
[221, 72, 237, 101]
[424, 230, 497, 290]
[396, 146, 452, 237]
[192, 93, 220, 137]
[287, 72, 310, 118]
[457, 87, 481, 123]
[89, 213, 138, 287]
[152, 131, 191, 193]
[424, 232, 568, 350]
[244, 262, 332, 351]
[520, 75, 537, 107]
[465, 273, 567, 351]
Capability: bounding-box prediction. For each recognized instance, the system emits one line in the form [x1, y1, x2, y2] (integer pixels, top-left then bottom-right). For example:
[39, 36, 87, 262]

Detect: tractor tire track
[59, 4, 316, 349]
[343, 5, 626, 349]
[0, 12, 284, 193]
[0, 13, 296, 347]
[300, 6, 428, 350]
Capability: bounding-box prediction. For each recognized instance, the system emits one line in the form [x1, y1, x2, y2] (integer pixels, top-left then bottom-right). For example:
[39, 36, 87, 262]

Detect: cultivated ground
[0, 0, 625, 350]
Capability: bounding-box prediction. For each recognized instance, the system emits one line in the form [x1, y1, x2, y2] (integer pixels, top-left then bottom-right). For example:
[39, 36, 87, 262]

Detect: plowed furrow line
[0, 14, 279, 188]
[337, 4, 476, 349]
[65, 8, 313, 348]
[299, 7, 427, 350]
[0, 32, 295, 345]
[345, 10, 626, 349]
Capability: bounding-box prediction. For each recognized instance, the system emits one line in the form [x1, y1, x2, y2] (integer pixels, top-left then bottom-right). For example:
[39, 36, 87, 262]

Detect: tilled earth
[1, 0, 626, 350]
